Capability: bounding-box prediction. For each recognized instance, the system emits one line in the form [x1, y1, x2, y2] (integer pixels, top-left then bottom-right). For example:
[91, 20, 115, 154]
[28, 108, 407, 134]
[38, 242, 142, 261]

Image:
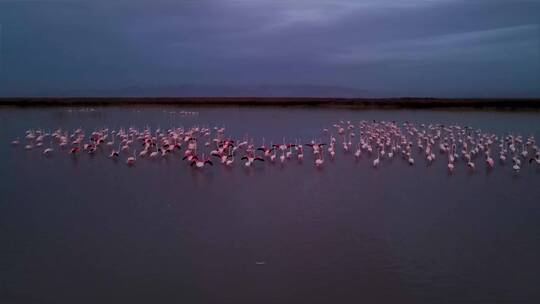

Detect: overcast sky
[0, 0, 538, 97]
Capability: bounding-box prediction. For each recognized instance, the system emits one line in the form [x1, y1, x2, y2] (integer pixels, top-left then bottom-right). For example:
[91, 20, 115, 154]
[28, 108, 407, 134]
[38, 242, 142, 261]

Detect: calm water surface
[1, 106, 540, 304]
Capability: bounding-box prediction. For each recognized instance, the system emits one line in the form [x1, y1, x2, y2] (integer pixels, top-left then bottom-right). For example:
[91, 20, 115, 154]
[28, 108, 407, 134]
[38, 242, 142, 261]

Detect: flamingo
[106, 133, 115, 147]
[328, 145, 336, 159]
[486, 154, 494, 168]
[10, 121, 538, 177]
[521, 144, 528, 158]
[447, 147, 455, 172]
[273, 141, 293, 163]
[529, 153, 540, 165]
[182, 150, 195, 161]
[241, 155, 265, 167]
[270, 148, 277, 162]
[448, 162, 455, 173]
[354, 142, 362, 158]
[279, 151, 285, 163]
[126, 150, 136, 165]
[109, 143, 120, 158]
[286, 144, 295, 159]
[190, 154, 213, 168]
[373, 149, 380, 167]
[297, 145, 304, 161]
[149, 147, 160, 158]
[257, 145, 274, 158]
[315, 150, 324, 167]
[109, 150, 119, 158]
[139, 149, 148, 158]
[226, 155, 235, 166]
[306, 142, 326, 155]
[512, 157, 521, 172]
[467, 160, 475, 171]
[43, 147, 53, 155]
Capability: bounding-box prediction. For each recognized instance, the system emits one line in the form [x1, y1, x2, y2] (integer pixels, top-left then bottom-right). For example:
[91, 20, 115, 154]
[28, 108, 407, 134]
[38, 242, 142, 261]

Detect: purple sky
[0, 0, 539, 97]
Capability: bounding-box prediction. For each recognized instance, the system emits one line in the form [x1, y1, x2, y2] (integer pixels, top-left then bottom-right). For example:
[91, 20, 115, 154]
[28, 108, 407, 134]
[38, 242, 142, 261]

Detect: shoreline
[1, 97, 539, 110]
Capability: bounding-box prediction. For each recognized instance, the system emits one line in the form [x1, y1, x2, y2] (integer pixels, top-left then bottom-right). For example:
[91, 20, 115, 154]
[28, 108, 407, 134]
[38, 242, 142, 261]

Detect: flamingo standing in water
[529, 152, 540, 165]
[10, 121, 540, 175]
[43, 143, 54, 155]
[297, 144, 304, 161]
[285, 143, 296, 159]
[270, 147, 277, 162]
[447, 146, 455, 173]
[149, 145, 160, 158]
[43, 147, 53, 155]
[273, 141, 292, 163]
[70, 146, 80, 154]
[373, 148, 380, 168]
[408, 154, 415, 166]
[485, 152, 494, 168]
[328, 143, 336, 159]
[467, 159, 476, 171]
[278, 148, 286, 163]
[257, 142, 275, 158]
[306, 142, 326, 155]
[109, 143, 120, 158]
[512, 157, 521, 172]
[126, 150, 136, 166]
[241, 154, 265, 167]
[106, 131, 115, 147]
[190, 154, 213, 168]
[226, 155, 235, 166]
[448, 162, 455, 173]
[354, 142, 362, 158]
[315, 150, 324, 167]
[139, 148, 148, 158]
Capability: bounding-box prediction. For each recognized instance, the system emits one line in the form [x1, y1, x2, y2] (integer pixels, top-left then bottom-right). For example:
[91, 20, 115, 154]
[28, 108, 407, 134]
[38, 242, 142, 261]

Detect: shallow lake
[1, 106, 539, 303]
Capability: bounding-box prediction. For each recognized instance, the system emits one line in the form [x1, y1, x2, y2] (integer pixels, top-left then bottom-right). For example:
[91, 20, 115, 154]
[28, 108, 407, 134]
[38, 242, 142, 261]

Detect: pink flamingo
[190, 154, 213, 168]
[126, 150, 136, 165]
[241, 154, 265, 167]
[315, 150, 324, 167]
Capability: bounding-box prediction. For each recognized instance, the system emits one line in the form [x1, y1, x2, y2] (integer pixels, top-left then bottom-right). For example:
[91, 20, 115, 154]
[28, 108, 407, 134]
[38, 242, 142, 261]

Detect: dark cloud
[0, 0, 538, 97]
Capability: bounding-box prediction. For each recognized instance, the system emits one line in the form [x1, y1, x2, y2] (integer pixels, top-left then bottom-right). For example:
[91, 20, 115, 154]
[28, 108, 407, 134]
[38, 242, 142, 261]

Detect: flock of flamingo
[10, 120, 540, 173]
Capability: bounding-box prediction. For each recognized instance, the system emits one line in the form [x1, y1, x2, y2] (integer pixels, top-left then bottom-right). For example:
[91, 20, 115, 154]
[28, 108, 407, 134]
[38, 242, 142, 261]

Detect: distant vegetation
[0, 97, 539, 110]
